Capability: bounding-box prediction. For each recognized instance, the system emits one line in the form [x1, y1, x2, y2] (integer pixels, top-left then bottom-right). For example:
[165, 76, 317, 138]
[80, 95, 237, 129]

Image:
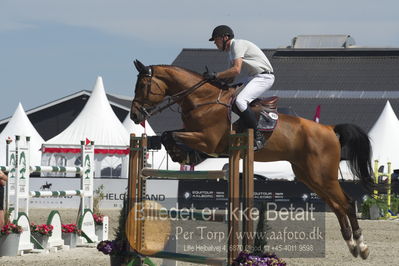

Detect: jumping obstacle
[125, 130, 254, 265]
[373, 160, 397, 218]
[1, 135, 100, 254]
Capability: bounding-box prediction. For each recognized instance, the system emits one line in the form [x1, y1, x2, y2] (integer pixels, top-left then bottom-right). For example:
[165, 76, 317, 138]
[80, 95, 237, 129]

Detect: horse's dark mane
[151, 64, 229, 90]
[151, 64, 202, 78]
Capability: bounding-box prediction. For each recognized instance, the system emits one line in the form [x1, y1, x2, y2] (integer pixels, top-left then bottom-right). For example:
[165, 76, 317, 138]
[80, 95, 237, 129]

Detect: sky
[1, 0, 399, 120]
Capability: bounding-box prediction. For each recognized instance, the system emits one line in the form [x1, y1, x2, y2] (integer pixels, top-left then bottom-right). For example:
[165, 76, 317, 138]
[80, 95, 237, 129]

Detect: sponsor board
[29, 178, 178, 209]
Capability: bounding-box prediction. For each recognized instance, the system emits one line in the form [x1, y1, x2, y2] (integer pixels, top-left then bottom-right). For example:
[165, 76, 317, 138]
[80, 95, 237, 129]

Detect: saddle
[231, 96, 279, 132]
[250, 96, 278, 113]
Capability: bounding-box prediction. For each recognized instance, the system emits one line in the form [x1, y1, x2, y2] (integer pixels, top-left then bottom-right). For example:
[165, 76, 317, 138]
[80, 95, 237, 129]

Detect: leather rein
[136, 68, 231, 120]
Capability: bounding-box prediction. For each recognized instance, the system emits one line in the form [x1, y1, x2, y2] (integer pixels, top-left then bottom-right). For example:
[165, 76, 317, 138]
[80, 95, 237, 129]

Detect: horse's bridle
[133, 66, 159, 118]
[134, 66, 230, 120]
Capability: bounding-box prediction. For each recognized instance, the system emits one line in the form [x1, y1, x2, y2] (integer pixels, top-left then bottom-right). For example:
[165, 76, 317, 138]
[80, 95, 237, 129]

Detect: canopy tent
[194, 158, 295, 180]
[42, 77, 130, 178]
[339, 100, 399, 180]
[0, 103, 44, 166]
[368, 100, 399, 170]
[123, 114, 180, 170]
[122, 114, 156, 136]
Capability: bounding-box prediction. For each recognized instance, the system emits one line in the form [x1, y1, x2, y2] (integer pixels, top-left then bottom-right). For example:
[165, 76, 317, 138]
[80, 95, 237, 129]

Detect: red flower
[61, 224, 82, 235]
[30, 223, 54, 236]
[1, 222, 23, 235]
[93, 214, 104, 225]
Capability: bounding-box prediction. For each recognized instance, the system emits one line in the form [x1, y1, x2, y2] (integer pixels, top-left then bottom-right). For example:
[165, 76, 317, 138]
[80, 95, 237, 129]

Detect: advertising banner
[30, 178, 178, 209]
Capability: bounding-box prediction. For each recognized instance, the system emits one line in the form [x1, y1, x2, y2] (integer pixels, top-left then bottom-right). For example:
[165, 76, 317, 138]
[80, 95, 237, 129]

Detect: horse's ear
[134, 59, 146, 73]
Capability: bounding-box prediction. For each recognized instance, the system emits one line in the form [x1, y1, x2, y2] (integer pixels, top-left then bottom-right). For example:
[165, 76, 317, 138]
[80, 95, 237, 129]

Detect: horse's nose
[130, 112, 137, 122]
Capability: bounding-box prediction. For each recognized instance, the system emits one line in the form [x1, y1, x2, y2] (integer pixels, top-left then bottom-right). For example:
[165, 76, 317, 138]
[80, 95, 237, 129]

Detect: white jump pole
[5, 136, 94, 221]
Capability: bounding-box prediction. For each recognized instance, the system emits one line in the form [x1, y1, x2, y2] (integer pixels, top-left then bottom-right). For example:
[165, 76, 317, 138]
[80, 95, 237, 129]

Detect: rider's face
[213, 36, 228, 51]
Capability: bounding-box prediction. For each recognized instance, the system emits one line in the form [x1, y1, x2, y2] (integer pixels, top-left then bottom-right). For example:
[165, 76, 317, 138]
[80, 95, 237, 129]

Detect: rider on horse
[204, 25, 275, 150]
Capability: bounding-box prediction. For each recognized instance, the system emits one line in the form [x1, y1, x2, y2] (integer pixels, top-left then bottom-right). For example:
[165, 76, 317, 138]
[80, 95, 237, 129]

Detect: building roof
[275, 97, 399, 132]
[168, 47, 399, 132]
[290, 34, 356, 48]
[173, 48, 399, 92]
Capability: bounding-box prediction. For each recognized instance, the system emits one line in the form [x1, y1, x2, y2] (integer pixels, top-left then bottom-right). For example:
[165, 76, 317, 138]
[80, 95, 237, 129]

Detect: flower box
[0, 222, 23, 256]
[61, 224, 81, 248]
[62, 233, 77, 248]
[30, 223, 53, 249]
[95, 225, 104, 241]
[94, 215, 108, 241]
[0, 233, 21, 256]
[32, 233, 49, 249]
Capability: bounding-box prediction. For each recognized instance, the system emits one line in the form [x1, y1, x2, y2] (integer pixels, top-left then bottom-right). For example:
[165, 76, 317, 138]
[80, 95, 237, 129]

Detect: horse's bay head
[131, 59, 166, 124]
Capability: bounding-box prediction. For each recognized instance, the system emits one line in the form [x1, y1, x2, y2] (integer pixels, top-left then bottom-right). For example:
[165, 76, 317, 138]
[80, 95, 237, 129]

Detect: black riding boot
[239, 108, 265, 151]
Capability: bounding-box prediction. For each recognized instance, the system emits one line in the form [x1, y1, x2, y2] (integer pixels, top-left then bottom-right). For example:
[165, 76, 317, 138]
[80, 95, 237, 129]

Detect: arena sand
[0, 209, 398, 266]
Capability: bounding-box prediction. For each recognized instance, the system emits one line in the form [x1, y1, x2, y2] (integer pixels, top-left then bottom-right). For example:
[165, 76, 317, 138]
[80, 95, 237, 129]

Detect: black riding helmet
[209, 25, 234, 41]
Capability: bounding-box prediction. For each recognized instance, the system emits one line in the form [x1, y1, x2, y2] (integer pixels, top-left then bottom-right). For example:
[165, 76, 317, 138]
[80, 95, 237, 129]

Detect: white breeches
[235, 74, 275, 112]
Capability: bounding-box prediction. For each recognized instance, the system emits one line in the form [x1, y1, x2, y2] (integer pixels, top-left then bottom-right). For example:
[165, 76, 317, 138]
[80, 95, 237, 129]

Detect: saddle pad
[258, 111, 278, 131]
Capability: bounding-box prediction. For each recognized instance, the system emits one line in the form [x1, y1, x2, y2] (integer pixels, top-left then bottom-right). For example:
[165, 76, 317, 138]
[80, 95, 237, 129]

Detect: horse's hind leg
[344, 192, 369, 259]
[317, 187, 360, 258]
[322, 186, 363, 258]
[292, 165, 360, 258]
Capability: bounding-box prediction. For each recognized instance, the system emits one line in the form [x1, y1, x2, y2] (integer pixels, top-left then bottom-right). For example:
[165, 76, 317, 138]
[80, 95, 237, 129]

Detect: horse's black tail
[334, 124, 377, 194]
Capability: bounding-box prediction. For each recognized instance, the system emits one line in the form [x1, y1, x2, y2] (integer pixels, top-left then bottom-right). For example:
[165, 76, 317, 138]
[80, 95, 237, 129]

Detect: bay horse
[130, 60, 377, 260]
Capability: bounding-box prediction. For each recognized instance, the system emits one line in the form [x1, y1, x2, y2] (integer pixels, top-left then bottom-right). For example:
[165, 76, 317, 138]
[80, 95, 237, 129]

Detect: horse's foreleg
[172, 131, 216, 153]
[161, 130, 217, 165]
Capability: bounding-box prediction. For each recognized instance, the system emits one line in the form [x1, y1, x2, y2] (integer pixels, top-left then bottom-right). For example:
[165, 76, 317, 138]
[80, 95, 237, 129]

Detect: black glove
[202, 71, 217, 80]
[219, 81, 230, 90]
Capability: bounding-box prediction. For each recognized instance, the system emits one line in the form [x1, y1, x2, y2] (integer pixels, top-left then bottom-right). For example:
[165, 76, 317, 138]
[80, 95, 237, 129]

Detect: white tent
[0, 103, 44, 166]
[42, 76, 130, 178]
[368, 100, 399, 170]
[339, 100, 399, 180]
[123, 114, 180, 170]
[195, 158, 295, 180]
[122, 114, 156, 136]
[254, 161, 295, 180]
[46, 76, 129, 146]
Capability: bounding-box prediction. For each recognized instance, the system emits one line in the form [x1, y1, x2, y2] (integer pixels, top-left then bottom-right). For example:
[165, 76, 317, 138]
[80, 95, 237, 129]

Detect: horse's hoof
[360, 247, 370, 260]
[349, 246, 359, 258]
